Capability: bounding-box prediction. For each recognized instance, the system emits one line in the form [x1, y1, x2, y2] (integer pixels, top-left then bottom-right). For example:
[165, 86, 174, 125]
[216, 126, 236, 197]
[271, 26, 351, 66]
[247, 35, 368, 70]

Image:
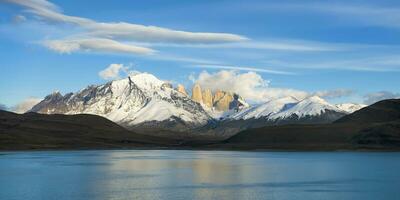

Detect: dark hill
[219, 99, 400, 150]
[0, 110, 177, 150]
[335, 99, 400, 124]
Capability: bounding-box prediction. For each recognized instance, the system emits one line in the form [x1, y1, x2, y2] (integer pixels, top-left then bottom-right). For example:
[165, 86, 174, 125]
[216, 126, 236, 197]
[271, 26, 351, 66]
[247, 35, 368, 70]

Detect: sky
[1, 0, 400, 111]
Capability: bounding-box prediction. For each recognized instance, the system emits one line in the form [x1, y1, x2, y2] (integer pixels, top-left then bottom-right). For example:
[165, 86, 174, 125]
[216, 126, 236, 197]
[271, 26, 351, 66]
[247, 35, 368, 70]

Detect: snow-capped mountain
[29, 71, 365, 138]
[230, 96, 299, 120]
[201, 95, 350, 138]
[230, 96, 347, 124]
[272, 96, 344, 119]
[30, 73, 213, 132]
[335, 103, 367, 114]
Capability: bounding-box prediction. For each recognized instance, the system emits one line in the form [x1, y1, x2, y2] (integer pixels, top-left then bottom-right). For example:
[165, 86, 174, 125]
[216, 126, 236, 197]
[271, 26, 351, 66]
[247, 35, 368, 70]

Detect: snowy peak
[30, 72, 213, 129]
[273, 95, 341, 119]
[127, 72, 164, 90]
[231, 96, 299, 120]
[301, 95, 328, 104]
[335, 103, 367, 113]
[107, 72, 163, 96]
[232, 95, 346, 122]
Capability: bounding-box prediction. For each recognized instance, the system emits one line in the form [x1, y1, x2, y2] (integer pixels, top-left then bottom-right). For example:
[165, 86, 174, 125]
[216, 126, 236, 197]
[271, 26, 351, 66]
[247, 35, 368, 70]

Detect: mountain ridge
[28, 72, 365, 137]
[218, 99, 400, 150]
[1, 98, 399, 150]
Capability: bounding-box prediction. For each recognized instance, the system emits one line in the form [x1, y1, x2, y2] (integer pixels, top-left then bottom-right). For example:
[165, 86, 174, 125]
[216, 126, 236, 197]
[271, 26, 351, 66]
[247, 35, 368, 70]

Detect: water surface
[0, 150, 399, 200]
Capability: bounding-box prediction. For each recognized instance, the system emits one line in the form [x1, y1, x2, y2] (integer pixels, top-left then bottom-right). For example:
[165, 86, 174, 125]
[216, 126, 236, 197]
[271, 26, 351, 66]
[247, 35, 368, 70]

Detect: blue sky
[1, 0, 400, 109]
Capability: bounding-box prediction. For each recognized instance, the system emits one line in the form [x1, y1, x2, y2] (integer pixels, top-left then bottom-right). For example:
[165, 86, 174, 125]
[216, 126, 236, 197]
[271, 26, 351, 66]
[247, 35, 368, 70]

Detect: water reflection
[0, 151, 400, 200]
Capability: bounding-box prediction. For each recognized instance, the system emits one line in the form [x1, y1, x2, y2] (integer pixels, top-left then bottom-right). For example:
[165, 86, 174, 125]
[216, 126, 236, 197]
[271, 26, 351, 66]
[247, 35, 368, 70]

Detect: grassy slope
[0, 111, 178, 150]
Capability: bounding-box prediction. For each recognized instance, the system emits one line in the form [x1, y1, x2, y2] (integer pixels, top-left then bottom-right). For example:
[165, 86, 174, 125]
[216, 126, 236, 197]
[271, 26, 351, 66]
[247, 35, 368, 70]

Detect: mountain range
[28, 72, 366, 139]
[1, 98, 399, 150]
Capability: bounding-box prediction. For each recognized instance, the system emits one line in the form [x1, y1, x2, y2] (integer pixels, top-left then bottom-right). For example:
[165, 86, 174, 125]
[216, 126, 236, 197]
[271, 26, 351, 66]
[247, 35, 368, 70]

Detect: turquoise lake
[0, 150, 399, 200]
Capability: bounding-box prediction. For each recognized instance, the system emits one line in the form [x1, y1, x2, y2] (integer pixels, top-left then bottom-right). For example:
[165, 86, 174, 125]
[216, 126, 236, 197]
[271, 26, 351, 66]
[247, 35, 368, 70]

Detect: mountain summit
[31, 73, 214, 135]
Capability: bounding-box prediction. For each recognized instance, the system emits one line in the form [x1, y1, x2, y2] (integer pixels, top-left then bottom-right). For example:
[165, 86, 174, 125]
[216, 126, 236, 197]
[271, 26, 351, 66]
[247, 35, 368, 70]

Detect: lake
[0, 150, 399, 200]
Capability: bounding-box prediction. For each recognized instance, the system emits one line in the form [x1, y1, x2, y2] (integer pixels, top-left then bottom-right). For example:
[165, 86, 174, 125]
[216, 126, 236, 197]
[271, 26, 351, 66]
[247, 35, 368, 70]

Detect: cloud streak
[313, 89, 354, 99]
[43, 38, 155, 55]
[262, 55, 400, 72]
[3, 0, 356, 61]
[5, 0, 247, 44]
[135, 39, 345, 52]
[188, 64, 294, 75]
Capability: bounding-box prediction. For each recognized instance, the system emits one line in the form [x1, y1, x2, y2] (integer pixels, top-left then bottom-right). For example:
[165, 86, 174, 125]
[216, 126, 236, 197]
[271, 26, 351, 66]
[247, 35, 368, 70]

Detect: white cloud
[5, 0, 247, 44]
[191, 70, 358, 103]
[99, 63, 128, 80]
[11, 97, 42, 114]
[189, 64, 294, 75]
[5, 0, 59, 12]
[43, 38, 155, 55]
[364, 91, 400, 105]
[130, 39, 345, 52]
[192, 70, 307, 103]
[230, 40, 342, 51]
[313, 89, 354, 99]
[86, 23, 247, 44]
[262, 55, 400, 72]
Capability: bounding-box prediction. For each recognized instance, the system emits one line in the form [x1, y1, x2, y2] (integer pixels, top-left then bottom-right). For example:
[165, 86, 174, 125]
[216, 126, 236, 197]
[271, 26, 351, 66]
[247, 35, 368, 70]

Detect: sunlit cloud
[11, 97, 42, 114]
[43, 38, 156, 55]
[98, 64, 126, 80]
[313, 89, 354, 99]
[191, 70, 307, 103]
[187, 64, 294, 75]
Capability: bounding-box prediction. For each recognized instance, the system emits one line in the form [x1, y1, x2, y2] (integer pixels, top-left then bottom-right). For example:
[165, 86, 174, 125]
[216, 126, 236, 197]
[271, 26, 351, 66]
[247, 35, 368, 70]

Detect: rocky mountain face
[190, 84, 248, 112]
[191, 83, 203, 104]
[176, 84, 187, 96]
[202, 89, 213, 108]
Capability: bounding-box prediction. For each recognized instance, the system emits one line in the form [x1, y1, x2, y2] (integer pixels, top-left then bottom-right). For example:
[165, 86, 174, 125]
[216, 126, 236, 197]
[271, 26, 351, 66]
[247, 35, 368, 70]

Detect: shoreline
[1, 145, 400, 152]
